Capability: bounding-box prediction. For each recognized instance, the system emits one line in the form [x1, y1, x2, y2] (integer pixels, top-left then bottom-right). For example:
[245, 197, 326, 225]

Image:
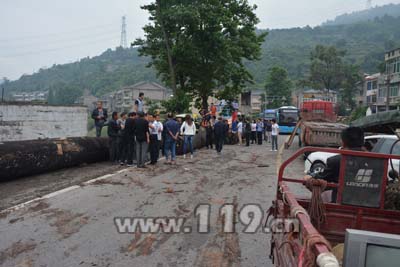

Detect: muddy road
[0, 139, 305, 267]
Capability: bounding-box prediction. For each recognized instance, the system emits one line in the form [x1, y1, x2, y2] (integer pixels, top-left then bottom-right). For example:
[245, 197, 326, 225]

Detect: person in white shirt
[251, 120, 257, 144]
[180, 115, 197, 159]
[148, 114, 163, 164]
[271, 119, 280, 151]
[237, 119, 243, 145]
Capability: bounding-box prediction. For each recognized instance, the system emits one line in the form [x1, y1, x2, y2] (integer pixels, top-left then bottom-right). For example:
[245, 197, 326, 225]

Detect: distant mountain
[4, 8, 400, 104]
[323, 3, 400, 26]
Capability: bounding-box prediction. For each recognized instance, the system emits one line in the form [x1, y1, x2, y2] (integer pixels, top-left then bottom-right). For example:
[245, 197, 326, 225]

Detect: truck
[285, 100, 347, 149]
[268, 146, 400, 267]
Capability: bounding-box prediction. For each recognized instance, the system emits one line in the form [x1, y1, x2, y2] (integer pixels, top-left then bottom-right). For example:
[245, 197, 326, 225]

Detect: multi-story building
[362, 48, 400, 114]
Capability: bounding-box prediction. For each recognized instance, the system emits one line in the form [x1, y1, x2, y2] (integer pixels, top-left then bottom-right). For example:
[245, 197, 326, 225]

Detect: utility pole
[1, 87, 4, 102]
[120, 16, 127, 48]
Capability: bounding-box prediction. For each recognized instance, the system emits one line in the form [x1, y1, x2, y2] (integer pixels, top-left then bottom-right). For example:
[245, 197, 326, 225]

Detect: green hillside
[4, 4, 400, 104]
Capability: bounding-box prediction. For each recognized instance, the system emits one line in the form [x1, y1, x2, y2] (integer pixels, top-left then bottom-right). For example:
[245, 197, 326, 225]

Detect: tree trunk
[0, 137, 109, 181]
[202, 95, 209, 111]
[156, 0, 177, 94]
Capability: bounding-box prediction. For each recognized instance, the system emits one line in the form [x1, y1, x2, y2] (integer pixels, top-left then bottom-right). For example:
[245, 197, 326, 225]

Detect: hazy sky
[1, 0, 399, 80]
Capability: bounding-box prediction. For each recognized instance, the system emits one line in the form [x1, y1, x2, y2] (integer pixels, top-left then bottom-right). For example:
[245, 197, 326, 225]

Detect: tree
[265, 66, 292, 108]
[161, 90, 191, 114]
[340, 64, 362, 111]
[309, 45, 345, 91]
[134, 0, 266, 110]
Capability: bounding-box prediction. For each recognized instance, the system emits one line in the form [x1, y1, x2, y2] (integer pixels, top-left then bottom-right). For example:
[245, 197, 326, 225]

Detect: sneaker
[127, 164, 134, 167]
[183, 154, 186, 159]
[190, 154, 193, 159]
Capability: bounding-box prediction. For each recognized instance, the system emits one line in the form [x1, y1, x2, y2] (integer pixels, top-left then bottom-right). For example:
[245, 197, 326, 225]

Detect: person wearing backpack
[180, 115, 197, 159]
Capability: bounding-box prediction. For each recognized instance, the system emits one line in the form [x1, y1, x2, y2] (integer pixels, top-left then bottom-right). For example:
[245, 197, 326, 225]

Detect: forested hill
[4, 5, 400, 104]
[323, 3, 400, 26]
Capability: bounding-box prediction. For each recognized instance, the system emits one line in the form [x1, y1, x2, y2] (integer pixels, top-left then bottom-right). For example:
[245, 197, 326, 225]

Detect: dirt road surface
[0, 138, 305, 267]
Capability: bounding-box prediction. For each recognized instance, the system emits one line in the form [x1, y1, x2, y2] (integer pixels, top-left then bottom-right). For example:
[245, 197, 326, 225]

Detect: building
[384, 48, 400, 108]
[362, 48, 400, 113]
[113, 81, 171, 112]
[76, 89, 99, 111]
[239, 90, 265, 114]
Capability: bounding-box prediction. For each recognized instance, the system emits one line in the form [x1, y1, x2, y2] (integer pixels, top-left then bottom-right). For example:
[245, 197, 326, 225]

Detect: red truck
[286, 100, 347, 149]
[268, 147, 400, 267]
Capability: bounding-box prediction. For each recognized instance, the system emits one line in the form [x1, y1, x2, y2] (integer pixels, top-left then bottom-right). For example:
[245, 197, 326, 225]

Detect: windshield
[375, 139, 400, 155]
[279, 109, 299, 125]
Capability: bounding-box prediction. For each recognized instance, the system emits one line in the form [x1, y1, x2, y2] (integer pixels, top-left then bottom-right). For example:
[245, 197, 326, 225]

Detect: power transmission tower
[366, 0, 372, 9]
[120, 16, 127, 48]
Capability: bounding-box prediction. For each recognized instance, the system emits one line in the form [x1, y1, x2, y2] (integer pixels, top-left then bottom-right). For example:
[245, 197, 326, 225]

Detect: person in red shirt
[210, 103, 217, 117]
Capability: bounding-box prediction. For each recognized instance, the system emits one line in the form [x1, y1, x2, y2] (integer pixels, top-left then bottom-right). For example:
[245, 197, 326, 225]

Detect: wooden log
[0, 137, 109, 181]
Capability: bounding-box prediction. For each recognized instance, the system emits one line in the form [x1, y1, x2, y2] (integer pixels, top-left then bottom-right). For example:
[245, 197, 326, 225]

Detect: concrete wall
[0, 103, 88, 142]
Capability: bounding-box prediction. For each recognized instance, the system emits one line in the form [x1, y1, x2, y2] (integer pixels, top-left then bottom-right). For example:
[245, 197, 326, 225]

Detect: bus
[277, 106, 299, 134]
[263, 109, 278, 121]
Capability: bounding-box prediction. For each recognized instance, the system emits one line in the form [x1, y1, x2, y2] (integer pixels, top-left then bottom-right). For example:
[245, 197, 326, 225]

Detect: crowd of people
[92, 95, 281, 168]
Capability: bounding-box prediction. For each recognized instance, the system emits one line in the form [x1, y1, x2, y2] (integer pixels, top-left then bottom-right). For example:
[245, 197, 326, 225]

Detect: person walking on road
[214, 117, 226, 154]
[107, 112, 120, 163]
[92, 101, 108, 137]
[124, 112, 137, 166]
[271, 119, 280, 151]
[245, 118, 251, 147]
[164, 113, 180, 165]
[251, 120, 257, 144]
[180, 115, 196, 159]
[133, 112, 150, 168]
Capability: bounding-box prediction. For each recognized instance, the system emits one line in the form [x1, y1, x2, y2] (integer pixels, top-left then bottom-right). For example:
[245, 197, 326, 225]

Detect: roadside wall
[0, 103, 88, 142]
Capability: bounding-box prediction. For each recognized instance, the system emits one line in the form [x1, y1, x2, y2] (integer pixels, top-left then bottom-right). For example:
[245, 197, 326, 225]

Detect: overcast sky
[1, 0, 399, 81]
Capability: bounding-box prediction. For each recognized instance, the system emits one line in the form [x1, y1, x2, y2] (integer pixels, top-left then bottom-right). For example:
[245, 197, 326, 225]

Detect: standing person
[148, 114, 163, 165]
[205, 120, 214, 149]
[92, 101, 108, 137]
[134, 92, 145, 113]
[164, 113, 180, 164]
[214, 117, 226, 154]
[117, 112, 128, 165]
[237, 119, 243, 145]
[133, 112, 150, 168]
[124, 112, 136, 167]
[231, 119, 238, 144]
[265, 120, 272, 143]
[180, 115, 196, 159]
[251, 120, 257, 144]
[256, 119, 264, 145]
[107, 112, 120, 163]
[271, 119, 280, 151]
[245, 118, 251, 146]
[210, 103, 217, 117]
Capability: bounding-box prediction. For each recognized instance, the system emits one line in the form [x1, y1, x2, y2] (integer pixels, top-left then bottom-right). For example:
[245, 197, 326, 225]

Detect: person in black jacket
[92, 101, 108, 137]
[245, 118, 252, 147]
[123, 112, 136, 167]
[107, 112, 120, 163]
[214, 117, 226, 154]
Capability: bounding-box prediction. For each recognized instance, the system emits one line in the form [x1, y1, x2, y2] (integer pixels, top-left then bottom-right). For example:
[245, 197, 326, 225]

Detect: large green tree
[265, 66, 292, 108]
[134, 0, 266, 109]
[309, 45, 345, 91]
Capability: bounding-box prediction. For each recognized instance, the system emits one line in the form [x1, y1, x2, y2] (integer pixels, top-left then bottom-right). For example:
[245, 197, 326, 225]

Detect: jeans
[149, 135, 160, 164]
[245, 132, 251, 146]
[206, 131, 213, 148]
[272, 135, 278, 150]
[266, 131, 272, 143]
[251, 131, 256, 144]
[109, 137, 118, 162]
[95, 123, 104, 137]
[136, 141, 148, 168]
[126, 138, 135, 165]
[183, 135, 194, 155]
[257, 131, 263, 145]
[164, 139, 177, 161]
